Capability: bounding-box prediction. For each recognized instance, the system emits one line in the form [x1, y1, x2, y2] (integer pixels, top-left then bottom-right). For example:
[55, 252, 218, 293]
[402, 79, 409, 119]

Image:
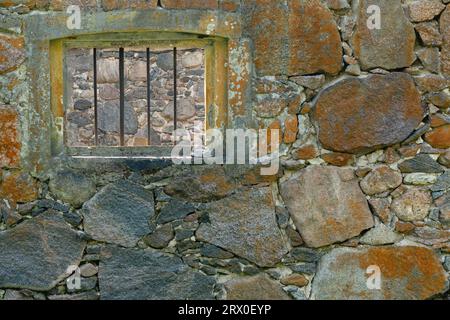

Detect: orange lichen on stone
[284, 115, 298, 144]
[424, 125, 450, 149]
[0, 105, 21, 168]
[358, 246, 448, 300]
[0, 34, 25, 75]
[294, 144, 319, 160]
[0, 171, 38, 206]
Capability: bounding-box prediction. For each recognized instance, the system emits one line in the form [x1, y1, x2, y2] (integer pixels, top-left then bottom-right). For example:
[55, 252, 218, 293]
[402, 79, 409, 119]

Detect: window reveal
[65, 46, 206, 148]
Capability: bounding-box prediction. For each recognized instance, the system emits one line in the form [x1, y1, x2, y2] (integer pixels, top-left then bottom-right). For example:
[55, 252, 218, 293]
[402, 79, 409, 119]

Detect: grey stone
[82, 180, 155, 247]
[49, 170, 96, 208]
[99, 246, 215, 300]
[157, 52, 174, 71]
[175, 228, 195, 241]
[0, 213, 86, 291]
[196, 187, 289, 268]
[67, 111, 92, 127]
[157, 199, 195, 224]
[74, 99, 92, 111]
[289, 263, 317, 275]
[67, 276, 97, 293]
[63, 210, 83, 227]
[201, 244, 234, 259]
[313, 246, 448, 300]
[223, 274, 291, 300]
[290, 247, 322, 263]
[80, 263, 98, 278]
[359, 224, 402, 245]
[98, 101, 138, 135]
[48, 291, 100, 300]
[280, 166, 374, 248]
[97, 59, 119, 83]
[398, 154, 445, 173]
[430, 171, 450, 192]
[143, 224, 174, 249]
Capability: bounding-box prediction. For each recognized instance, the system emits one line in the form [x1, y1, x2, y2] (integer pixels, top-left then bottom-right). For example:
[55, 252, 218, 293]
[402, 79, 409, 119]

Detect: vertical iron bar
[93, 48, 98, 146]
[173, 47, 177, 133]
[119, 47, 125, 146]
[147, 48, 151, 146]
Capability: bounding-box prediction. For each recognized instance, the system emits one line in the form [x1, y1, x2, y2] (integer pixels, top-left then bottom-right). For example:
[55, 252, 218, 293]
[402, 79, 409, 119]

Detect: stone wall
[0, 0, 449, 300]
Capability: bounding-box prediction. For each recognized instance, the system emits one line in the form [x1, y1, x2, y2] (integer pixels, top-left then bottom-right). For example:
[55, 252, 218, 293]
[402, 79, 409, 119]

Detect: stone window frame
[21, 9, 244, 176]
[52, 33, 225, 158]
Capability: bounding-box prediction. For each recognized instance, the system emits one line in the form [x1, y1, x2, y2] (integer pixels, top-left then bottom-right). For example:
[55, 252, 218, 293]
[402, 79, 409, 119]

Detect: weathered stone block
[352, 0, 416, 70]
[223, 274, 291, 300]
[49, 170, 96, 208]
[196, 187, 289, 267]
[441, 5, 450, 76]
[242, 0, 342, 76]
[313, 246, 448, 300]
[280, 166, 374, 248]
[0, 170, 38, 206]
[99, 246, 215, 300]
[101, 0, 158, 11]
[0, 105, 21, 168]
[82, 180, 155, 247]
[160, 0, 218, 9]
[0, 212, 86, 291]
[0, 34, 25, 75]
[314, 73, 423, 154]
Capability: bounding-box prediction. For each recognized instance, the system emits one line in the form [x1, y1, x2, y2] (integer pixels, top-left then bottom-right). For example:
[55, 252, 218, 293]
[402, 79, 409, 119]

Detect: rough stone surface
[0, 34, 25, 75]
[82, 180, 155, 247]
[424, 125, 450, 149]
[0, 105, 21, 168]
[398, 154, 445, 173]
[0, 171, 38, 206]
[49, 170, 96, 208]
[280, 166, 374, 248]
[314, 73, 423, 154]
[164, 167, 236, 202]
[313, 246, 448, 300]
[360, 166, 403, 196]
[392, 187, 432, 222]
[242, 0, 342, 76]
[442, 5, 450, 76]
[143, 224, 174, 249]
[99, 246, 215, 300]
[196, 187, 289, 267]
[0, 213, 86, 291]
[359, 224, 402, 245]
[352, 0, 416, 70]
[407, 0, 445, 22]
[223, 274, 291, 300]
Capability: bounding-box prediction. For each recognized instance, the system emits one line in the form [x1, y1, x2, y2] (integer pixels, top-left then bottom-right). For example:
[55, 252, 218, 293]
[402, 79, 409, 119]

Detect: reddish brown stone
[0, 34, 25, 75]
[284, 115, 298, 144]
[0, 105, 21, 168]
[415, 21, 443, 47]
[101, 0, 158, 11]
[242, 0, 342, 76]
[314, 73, 424, 154]
[441, 5, 450, 76]
[287, 0, 342, 75]
[395, 221, 416, 234]
[294, 144, 319, 160]
[424, 125, 450, 149]
[414, 74, 450, 93]
[430, 114, 450, 128]
[321, 152, 355, 167]
[0, 171, 38, 206]
[281, 274, 309, 287]
[314, 246, 448, 300]
[161, 0, 218, 9]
